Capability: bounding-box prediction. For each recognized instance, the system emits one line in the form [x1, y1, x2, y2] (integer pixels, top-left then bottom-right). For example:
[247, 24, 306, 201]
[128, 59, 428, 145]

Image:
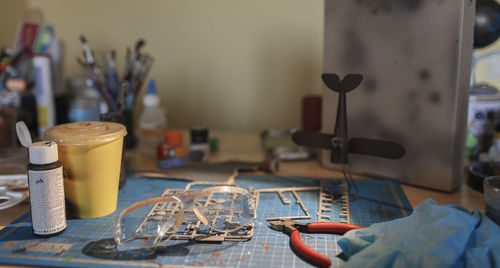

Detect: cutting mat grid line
[0, 174, 412, 267]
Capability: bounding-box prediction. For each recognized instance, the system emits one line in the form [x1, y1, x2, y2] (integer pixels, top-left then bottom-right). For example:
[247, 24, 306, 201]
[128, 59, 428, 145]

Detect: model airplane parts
[293, 73, 405, 165]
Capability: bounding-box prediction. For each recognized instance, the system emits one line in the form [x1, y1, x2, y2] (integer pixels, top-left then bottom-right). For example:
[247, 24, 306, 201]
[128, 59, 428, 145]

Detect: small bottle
[157, 130, 188, 160]
[189, 127, 210, 162]
[138, 79, 167, 159]
[27, 141, 67, 237]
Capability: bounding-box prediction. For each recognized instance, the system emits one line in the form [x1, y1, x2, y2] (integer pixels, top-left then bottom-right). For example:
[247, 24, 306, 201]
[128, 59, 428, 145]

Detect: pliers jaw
[268, 220, 307, 234]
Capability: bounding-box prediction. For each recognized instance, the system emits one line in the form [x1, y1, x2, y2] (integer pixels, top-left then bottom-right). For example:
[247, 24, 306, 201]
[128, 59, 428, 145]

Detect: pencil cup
[44, 121, 127, 218]
[124, 108, 136, 149]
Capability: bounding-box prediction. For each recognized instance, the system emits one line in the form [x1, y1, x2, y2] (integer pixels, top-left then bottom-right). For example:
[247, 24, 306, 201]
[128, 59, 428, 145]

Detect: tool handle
[308, 222, 363, 234]
[291, 230, 331, 267]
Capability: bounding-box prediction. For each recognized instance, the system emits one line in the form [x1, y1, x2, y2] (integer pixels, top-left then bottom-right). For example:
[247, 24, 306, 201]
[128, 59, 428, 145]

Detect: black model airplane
[292, 73, 405, 166]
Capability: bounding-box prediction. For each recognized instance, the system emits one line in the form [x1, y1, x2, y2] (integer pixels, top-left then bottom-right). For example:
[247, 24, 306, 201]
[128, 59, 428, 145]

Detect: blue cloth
[338, 199, 500, 268]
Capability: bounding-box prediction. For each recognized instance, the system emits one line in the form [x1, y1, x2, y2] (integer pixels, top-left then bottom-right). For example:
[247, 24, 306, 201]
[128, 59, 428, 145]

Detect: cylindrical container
[164, 130, 183, 146]
[100, 112, 127, 189]
[484, 176, 500, 225]
[157, 144, 188, 159]
[138, 80, 167, 160]
[189, 127, 209, 162]
[44, 121, 127, 218]
[27, 141, 66, 237]
[302, 95, 322, 132]
[33, 55, 56, 137]
[190, 127, 208, 144]
[158, 130, 187, 159]
[66, 77, 101, 123]
[209, 137, 219, 152]
[68, 98, 100, 122]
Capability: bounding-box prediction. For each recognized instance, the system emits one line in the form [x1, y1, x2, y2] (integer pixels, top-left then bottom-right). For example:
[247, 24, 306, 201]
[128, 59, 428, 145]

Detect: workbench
[0, 131, 486, 267]
[0, 130, 485, 230]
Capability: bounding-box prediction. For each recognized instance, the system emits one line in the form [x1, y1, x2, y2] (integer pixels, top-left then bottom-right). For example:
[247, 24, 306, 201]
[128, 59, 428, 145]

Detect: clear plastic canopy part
[114, 186, 256, 252]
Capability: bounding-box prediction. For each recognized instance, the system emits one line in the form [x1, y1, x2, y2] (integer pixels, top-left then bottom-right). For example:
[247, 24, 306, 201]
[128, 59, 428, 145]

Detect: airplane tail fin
[321, 73, 363, 93]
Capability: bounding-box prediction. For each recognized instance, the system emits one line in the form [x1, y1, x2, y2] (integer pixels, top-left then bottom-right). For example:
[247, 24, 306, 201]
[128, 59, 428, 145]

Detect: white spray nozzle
[16, 121, 32, 148]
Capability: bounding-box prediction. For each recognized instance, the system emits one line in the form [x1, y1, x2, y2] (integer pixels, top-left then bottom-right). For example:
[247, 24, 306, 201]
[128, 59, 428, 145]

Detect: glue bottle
[16, 122, 66, 237]
[138, 79, 167, 159]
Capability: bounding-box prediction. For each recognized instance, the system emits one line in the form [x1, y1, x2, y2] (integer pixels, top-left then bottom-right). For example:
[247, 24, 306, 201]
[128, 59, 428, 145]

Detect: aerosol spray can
[17, 121, 66, 237]
[33, 55, 56, 137]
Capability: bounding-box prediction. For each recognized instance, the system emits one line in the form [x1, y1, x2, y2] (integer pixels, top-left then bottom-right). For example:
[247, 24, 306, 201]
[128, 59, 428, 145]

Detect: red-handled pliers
[269, 219, 363, 267]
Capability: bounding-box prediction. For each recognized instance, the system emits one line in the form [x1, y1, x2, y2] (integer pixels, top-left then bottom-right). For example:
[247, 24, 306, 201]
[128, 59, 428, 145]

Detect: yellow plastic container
[44, 121, 127, 218]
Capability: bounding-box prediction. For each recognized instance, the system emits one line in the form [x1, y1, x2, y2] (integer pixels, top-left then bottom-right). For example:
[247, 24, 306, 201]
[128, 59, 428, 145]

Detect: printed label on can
[28, 167, 66, 235]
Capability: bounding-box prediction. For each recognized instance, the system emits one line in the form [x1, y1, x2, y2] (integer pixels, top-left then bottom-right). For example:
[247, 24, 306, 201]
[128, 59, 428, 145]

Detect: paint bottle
[27, 141, 67, 237]
[157, 130, 188, 160]
[138, 79, 167, 159]
[189, 127, 210, 162]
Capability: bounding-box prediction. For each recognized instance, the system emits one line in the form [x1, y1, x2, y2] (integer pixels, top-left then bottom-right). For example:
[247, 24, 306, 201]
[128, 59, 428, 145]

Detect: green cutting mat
[0, 174, 412, 267]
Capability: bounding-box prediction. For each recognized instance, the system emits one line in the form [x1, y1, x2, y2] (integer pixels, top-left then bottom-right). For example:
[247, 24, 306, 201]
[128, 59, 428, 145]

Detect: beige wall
[13, 1, 498, 131]
[21, 0, 325, 131]
[0, 0, 28, 46]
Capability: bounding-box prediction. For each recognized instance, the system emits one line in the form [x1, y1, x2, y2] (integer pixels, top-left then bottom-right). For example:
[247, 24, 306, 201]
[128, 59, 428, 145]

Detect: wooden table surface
[0, 130, 485, 230]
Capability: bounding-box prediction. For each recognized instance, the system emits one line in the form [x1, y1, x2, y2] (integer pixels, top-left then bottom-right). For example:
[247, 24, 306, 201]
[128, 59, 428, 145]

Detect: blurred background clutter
[0, 0, 324, 135]
[0, 0, 325, 174]
[3, 0, 500, 177]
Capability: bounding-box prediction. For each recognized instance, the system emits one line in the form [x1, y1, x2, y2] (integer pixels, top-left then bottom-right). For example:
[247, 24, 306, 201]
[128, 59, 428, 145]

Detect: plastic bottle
[27, 141, 67, 237]
[16, 121, 66, 237]
[138, 79, 167, 159]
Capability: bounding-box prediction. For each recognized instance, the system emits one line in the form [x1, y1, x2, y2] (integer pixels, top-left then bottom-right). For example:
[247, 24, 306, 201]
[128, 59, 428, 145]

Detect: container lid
[29, 141, 58, 165]
[190, 127, 209, 144]
[164, 130, 183, 146]
[43, 121, 127, 146]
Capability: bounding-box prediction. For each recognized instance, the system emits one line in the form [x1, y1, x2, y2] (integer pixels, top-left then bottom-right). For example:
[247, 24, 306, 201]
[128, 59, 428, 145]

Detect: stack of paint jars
[156, 130, 188, 169]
